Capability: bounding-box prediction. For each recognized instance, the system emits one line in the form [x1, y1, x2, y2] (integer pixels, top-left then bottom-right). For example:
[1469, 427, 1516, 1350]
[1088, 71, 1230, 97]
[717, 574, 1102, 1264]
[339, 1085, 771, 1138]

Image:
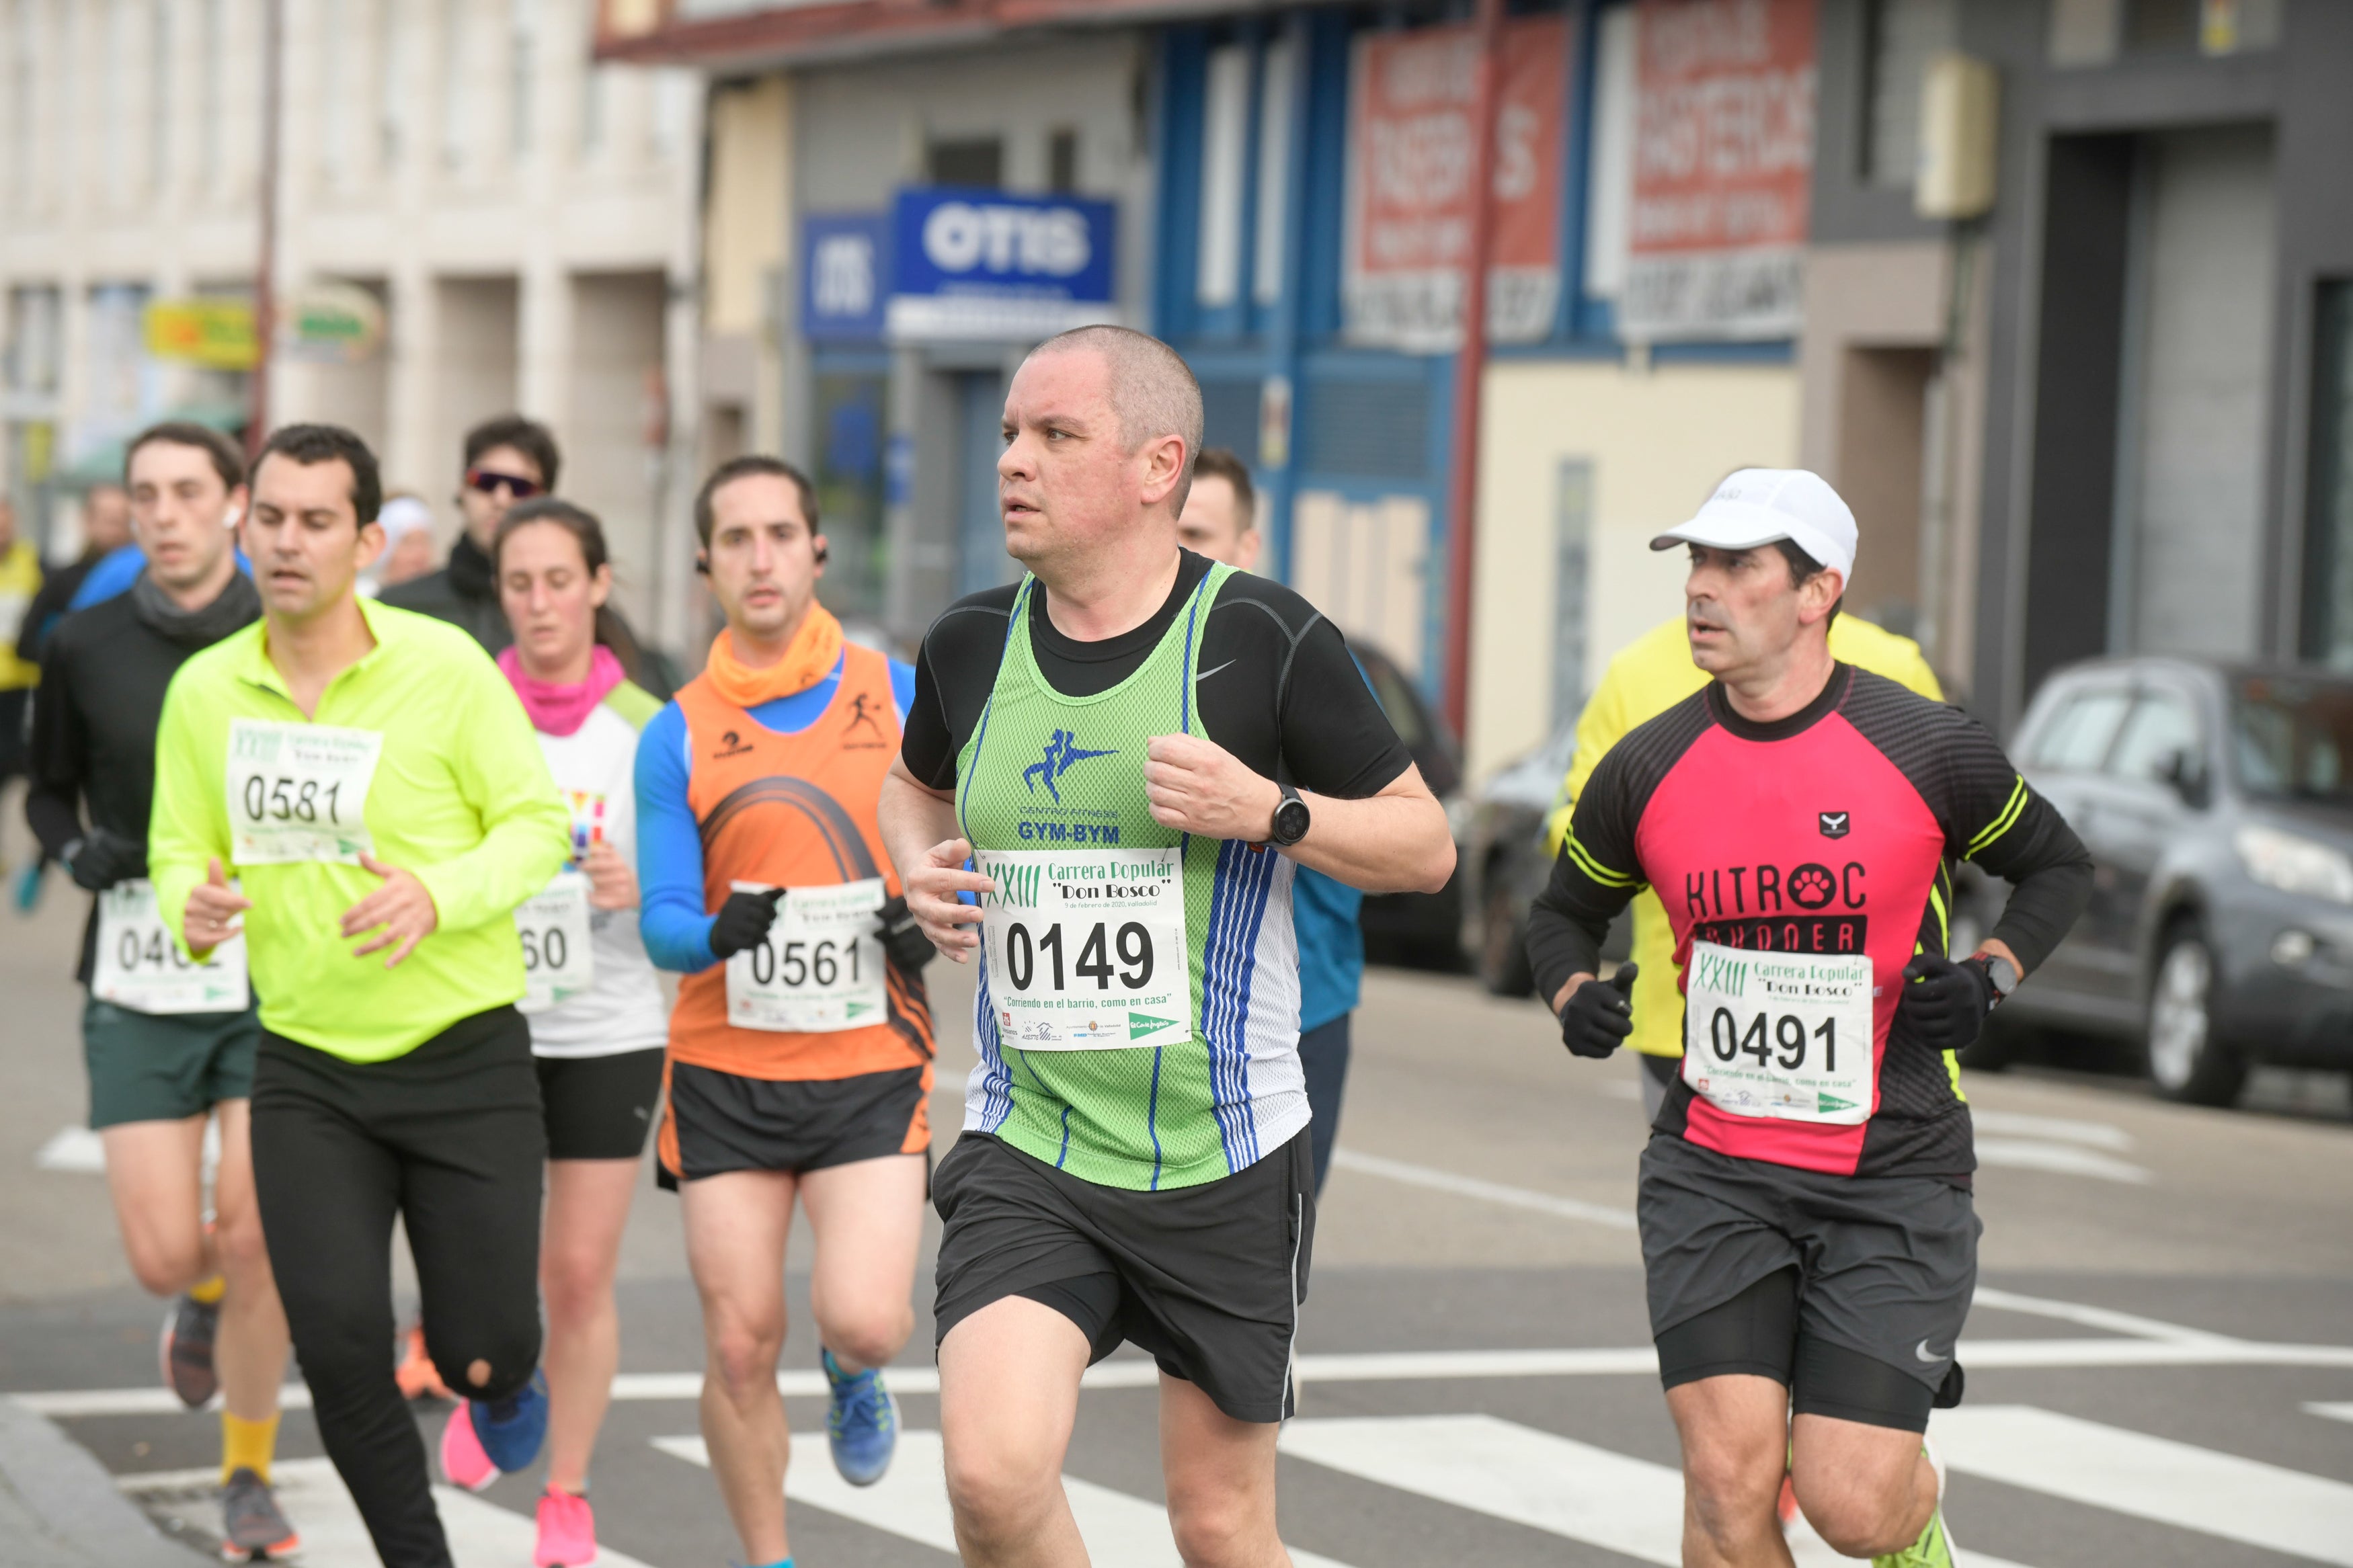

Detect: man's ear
[1139, 434, 1189, 509]
[1800, 567, 1847, 625]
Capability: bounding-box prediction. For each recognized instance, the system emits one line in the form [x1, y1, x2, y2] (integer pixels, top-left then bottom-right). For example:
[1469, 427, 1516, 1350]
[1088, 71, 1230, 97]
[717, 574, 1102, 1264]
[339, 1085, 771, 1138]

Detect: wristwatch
[1268, 783, 1311, 848]
[1976, 952, 2020, 1005]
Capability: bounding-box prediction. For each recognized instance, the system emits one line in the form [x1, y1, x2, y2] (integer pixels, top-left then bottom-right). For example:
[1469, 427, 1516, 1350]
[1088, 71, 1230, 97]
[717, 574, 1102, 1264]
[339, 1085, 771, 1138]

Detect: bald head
[1026, 325, 1205, 515]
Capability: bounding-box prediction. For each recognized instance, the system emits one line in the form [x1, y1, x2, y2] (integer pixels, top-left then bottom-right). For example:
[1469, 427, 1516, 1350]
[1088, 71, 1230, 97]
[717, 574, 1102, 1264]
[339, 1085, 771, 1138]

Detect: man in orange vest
[635, 456, 934, 1568]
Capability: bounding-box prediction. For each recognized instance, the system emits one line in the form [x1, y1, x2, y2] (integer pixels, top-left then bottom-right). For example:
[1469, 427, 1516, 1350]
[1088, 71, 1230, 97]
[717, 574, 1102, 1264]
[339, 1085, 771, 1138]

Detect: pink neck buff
[500, 644, 626, 737]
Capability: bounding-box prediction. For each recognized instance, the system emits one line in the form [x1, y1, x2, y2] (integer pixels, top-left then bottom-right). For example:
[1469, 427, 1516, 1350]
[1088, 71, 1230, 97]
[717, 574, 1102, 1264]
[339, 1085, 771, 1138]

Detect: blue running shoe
[472, 1370, 550, 1476]
[822, 1349, 898, 1487]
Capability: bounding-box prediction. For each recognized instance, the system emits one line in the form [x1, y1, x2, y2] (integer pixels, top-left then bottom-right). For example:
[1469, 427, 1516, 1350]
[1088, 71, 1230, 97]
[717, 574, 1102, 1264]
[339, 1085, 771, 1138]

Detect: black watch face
[1273, 798, 1311, 844]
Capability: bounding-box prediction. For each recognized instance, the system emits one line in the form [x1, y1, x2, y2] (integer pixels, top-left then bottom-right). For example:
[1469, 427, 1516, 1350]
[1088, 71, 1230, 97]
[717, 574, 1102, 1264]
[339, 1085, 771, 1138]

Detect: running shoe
[822, 1348, 899, 1486]
[394, 1321, 453, 1402]
[439, 1371, 550, 1491]
[218, 1467, 300, 1561]
[1871, 1438, 1958, 1568]
[161, 1292, 221, 1409]
[533, 1487, 596, 1568]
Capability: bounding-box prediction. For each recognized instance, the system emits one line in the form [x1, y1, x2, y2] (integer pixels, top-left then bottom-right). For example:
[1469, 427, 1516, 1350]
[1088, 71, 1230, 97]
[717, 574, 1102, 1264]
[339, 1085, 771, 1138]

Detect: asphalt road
[3, 833, 2351, 1568]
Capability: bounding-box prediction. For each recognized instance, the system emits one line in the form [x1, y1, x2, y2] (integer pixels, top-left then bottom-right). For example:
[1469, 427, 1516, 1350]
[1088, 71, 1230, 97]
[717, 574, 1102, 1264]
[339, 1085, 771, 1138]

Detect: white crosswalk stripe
[2309, 1402, 2353, 1426]
[1934, 1405, 2353, 1565]
[655, 1430, 1362, 1567]
[117, 1456, 663, 1567]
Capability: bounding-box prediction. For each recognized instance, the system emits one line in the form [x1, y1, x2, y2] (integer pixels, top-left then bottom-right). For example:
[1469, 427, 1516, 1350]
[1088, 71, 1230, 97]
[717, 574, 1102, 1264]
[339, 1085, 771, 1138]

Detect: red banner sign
[1345, 15, 1570, 351]
[1622, 0, 1817, 340]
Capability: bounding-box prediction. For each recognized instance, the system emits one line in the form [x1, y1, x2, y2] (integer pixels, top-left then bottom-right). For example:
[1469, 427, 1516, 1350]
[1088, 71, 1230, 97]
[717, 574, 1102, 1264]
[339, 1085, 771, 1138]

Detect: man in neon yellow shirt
[1544, 610, 1943, 1117]
[150, 423, 570, 1568]
[0, 495, 44, 856]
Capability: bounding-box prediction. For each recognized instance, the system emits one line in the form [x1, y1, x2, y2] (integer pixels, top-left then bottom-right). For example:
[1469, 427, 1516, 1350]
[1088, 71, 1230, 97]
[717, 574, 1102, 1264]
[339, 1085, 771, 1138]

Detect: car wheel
[1478, 870, 1534, 997]
[2145, 923, 2247, 1106]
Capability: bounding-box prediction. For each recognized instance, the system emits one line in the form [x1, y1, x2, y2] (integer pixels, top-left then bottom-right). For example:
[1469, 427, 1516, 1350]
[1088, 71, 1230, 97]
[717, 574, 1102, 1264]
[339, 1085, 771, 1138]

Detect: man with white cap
[1524, 469, 2093, 1568]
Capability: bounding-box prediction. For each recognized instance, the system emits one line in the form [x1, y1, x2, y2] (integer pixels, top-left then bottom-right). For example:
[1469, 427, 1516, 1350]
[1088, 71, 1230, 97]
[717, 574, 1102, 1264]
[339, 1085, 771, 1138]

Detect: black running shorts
[534, 1048, 665, 1161]
[657, 1061, 930, 1188]
[1638, 1132, 1977, 1432]
[932, 1127, 1315, 1425]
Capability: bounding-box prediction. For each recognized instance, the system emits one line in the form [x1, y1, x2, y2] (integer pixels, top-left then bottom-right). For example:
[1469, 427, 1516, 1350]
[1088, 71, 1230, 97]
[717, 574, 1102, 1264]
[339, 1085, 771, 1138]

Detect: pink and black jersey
[1528, 665, 2090, 1183]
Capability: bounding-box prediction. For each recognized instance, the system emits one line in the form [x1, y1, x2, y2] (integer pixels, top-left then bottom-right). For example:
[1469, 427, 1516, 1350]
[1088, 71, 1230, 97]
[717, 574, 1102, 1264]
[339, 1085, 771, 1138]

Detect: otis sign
[886, 186, 1119, 342]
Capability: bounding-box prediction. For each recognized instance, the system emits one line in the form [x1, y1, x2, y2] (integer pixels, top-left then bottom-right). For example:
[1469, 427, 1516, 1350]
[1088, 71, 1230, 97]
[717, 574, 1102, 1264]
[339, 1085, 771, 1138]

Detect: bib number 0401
[1000, 919, 1155, 994]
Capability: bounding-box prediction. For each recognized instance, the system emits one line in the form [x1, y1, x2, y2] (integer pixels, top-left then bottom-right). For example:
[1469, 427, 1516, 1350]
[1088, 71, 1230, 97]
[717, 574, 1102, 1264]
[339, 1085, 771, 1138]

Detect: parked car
[1458, 723, 1634, 996]
[1957, 657, 2353, 1104]
[1349, 640, 1466, 967]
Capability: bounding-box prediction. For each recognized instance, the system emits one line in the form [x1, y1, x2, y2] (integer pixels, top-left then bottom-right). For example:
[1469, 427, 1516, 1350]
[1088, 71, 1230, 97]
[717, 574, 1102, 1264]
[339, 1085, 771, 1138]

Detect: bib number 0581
[1000, 919, 1154, 994]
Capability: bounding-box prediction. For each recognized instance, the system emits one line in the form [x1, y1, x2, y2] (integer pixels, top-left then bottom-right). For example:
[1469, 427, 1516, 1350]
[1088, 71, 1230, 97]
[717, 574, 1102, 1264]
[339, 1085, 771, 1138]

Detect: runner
[878, 325, 1453, 1567]
[0, 493, 40, 822]
[15, 483, 134, 664]
[23, 421, 301, 1561]
[150, 423, 572, 1568]
[384, 414, 561, 653]
[636, 454, 935, 1568]
[1544, 607, 1944, 1120]
[1524, 469, 2092, 1568]
[62, 482, 145, 615]
[492, 497, 670, 1568]
[1176, 446, 1364, 1193]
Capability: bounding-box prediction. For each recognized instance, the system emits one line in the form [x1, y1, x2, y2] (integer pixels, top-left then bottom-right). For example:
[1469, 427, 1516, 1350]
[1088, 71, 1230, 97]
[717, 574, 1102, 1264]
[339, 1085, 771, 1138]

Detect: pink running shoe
[534, 1488, 596, 1568]
[438, 1400, 497, 1493]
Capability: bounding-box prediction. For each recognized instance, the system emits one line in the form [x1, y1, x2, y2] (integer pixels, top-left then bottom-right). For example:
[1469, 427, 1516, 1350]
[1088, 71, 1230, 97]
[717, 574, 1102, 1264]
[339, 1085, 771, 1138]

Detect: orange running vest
[665, 644, 935, 1083]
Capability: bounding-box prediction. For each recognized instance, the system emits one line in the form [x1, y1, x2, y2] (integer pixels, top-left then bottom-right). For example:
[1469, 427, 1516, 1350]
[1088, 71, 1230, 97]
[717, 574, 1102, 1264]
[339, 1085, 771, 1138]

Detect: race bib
[976, 847, 1189, 1050]
[91, 878, 250, 1015]
[516, 870, 596, 1015]
[725, 878, 889, 1034]
[1681, 942, 1875, 1125]
[227, 718, 382, 864]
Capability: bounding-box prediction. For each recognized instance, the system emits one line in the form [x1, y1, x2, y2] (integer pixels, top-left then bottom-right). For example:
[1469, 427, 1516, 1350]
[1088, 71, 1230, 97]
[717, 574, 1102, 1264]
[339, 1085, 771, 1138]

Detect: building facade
[0, 0, 705, 648]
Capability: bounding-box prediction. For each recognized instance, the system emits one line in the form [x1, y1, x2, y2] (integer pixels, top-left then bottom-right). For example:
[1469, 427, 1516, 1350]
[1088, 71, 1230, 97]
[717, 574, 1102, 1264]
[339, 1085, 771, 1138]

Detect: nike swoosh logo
[1196, 659, 1236, 680]
[1915, 1339, 1945, 1363]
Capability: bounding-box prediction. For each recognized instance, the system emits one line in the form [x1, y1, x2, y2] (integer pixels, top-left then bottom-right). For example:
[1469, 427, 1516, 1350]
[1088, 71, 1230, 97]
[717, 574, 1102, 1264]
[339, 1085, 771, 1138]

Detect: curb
[0, 1396, 213, 1567]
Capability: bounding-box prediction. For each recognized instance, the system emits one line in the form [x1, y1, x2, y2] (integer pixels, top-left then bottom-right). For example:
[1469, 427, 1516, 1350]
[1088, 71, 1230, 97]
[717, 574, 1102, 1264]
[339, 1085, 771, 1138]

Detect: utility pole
[1440, 0, 1503, 743]
[246, 0, 285, 460]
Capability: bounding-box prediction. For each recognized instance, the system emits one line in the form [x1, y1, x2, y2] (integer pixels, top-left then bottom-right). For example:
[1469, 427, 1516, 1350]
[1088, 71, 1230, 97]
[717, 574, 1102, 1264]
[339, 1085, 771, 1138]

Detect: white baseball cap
[1649, 468, 1858, 585]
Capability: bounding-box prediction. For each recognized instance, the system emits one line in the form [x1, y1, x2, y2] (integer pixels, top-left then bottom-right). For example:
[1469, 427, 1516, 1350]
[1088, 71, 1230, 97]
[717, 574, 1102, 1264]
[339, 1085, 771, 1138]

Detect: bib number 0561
[744, 936, 863, 990]
[1000, 919, 1154, 994]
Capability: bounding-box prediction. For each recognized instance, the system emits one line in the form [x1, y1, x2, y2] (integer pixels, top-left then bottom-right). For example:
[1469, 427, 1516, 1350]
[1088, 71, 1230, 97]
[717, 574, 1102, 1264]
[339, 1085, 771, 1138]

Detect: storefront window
[813, 371, 887, 623]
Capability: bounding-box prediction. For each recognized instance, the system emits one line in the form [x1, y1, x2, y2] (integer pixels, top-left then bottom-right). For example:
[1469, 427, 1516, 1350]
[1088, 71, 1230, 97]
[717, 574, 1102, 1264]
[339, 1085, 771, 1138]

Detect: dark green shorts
[83, 998, 262, 1129]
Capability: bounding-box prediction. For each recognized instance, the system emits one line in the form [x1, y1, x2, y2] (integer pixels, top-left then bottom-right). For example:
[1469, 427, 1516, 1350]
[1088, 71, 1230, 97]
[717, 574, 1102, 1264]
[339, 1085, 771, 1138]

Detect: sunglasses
[465, 467, 543, 499]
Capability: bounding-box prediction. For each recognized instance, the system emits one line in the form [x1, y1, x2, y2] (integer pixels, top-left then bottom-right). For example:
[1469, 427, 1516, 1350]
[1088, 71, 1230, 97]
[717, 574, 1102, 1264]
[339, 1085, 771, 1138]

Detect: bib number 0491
[1000, 919, 1154, 994]
[1706, 1008, 1837, 1075]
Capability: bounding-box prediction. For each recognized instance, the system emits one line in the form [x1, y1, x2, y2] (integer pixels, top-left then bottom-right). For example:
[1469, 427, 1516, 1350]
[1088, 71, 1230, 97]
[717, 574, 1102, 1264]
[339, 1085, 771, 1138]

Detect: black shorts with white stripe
[932, 1126, 1316, 1424]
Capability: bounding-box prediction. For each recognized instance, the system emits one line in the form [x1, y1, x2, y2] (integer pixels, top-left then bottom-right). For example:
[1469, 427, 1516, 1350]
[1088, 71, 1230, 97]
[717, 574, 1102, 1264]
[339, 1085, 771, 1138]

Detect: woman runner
[465, 498, 669, 1567]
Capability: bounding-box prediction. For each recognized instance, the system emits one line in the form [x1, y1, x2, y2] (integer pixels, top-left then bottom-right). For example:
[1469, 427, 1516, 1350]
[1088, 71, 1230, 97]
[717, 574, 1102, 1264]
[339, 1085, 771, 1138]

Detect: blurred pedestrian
[0, 495, 40, 845]
[16, 483, 134, 665]
[362, 494, 440, 596]
[383, 414, 561, 652]
[1178, 448, 1363, 1197]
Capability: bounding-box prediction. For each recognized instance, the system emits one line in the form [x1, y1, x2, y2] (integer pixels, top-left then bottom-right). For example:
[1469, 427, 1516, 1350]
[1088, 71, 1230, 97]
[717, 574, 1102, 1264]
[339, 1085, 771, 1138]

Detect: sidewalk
[0, 1397, 210, 1567]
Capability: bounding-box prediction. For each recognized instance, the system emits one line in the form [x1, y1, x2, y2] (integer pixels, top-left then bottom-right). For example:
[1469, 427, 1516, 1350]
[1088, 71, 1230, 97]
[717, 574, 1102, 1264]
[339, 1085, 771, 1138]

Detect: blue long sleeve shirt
[634, 650, 916, 974]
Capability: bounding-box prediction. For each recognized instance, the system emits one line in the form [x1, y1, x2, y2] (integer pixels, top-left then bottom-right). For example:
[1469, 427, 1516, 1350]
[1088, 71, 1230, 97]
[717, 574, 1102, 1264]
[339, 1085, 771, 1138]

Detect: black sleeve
[1958, 766, 2092, 977]
[25, 636, 87, 861]
[1278, 614, 1412, 799]
[899, 591, 1018, 791]
[1525, 745, 1647, 1003]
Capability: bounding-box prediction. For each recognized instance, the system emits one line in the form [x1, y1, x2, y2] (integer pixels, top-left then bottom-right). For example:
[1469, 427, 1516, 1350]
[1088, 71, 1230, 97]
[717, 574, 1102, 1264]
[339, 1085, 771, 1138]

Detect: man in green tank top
[878, 326, 1454, 1567]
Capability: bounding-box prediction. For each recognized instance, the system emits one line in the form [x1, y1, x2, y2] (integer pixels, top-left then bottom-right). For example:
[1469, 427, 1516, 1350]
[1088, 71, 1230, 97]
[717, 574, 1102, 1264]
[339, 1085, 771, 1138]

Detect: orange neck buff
[705, 602, 844, 709]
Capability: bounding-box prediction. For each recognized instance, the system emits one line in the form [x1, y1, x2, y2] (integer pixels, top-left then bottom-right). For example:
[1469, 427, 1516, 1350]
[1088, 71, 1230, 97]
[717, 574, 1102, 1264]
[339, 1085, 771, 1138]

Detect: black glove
[1559, 962, 1638, 1060]
[876, 894, 935, 972]
[63, 827, 147, 893]
[1899, 953, 1997, 1053]
[709, 886, 785, 960]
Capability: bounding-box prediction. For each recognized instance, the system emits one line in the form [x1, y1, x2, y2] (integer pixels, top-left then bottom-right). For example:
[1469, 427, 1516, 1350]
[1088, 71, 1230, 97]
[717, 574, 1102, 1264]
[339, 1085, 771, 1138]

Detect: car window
[2107, 692, 2202, 782]
[2025, 688, 2133, 773]
[2233, 675, 2353, 802]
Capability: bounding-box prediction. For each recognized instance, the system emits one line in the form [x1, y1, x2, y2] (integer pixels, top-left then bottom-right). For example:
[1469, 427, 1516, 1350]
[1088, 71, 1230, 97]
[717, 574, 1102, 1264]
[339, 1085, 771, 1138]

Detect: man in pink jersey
[1526, 470, 2091, 1568]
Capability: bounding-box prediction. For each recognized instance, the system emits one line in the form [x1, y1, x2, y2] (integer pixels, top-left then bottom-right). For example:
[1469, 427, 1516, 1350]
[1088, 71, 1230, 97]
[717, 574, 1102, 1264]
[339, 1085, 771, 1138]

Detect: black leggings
[251, 1008, 547, 1568]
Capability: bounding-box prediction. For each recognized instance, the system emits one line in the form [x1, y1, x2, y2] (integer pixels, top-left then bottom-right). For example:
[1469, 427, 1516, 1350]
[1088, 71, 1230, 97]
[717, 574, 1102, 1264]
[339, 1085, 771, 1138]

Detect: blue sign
[885, 187, 1118, 342]
[801, 212, 889, 342]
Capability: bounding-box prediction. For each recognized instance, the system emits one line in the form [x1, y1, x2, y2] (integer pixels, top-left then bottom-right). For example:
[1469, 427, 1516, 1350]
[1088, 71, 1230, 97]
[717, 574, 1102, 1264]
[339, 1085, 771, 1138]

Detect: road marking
[1972, 1137, 2153, 1184]
[655, 1431, 1358, 1567]
[1280, 1415, 2037, 1568]
[2309, 1403, 2353, 1425]
[1328, 1149, 1639, 1229]
[1933, 1405, 2353, 1564]
[1968, 1108, 2135, 1149]
[37, 1121, 221, 1176]
[118, 1456, 661, 1567]
[1968, 1285, 2241, 1346]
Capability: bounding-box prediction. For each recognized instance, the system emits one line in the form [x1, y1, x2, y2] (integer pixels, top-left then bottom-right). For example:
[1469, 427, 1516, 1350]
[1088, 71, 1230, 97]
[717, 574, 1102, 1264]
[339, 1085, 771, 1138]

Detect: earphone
[694, 541, 827, 573]
[223, 503, 243, 528]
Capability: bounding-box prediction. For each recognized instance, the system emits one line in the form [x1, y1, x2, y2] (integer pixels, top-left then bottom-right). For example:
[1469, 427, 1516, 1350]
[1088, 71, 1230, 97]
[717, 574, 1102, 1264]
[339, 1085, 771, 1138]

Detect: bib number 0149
[1000, 919, 1154, 994]
[973, 846, 1189, 1050]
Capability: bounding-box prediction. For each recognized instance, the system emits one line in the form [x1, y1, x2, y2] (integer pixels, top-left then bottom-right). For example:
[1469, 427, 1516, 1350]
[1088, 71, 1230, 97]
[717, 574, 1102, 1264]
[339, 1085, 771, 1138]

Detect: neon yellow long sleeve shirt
[150, 599, 570, 1062]
[1541, 613, 1944, 1058]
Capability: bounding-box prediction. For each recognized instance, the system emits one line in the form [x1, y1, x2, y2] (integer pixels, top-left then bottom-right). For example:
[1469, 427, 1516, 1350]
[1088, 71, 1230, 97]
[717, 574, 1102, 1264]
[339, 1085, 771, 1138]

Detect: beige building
[0, 0, 705, 649]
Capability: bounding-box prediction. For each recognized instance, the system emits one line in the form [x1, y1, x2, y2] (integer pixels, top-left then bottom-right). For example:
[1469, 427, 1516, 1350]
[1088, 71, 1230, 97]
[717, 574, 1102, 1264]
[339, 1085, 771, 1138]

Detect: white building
[0, 0, 705, 649]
